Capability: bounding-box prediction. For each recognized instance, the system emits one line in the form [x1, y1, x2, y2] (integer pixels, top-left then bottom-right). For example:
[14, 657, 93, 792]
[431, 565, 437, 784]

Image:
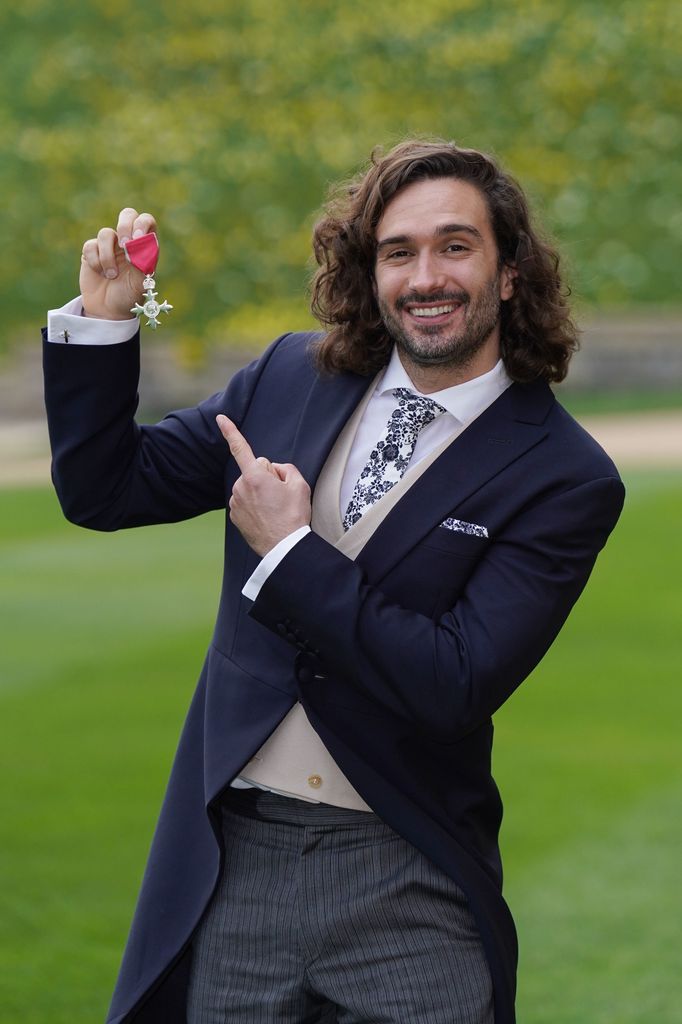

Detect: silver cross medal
[123, 232, 173, 330]
[130, 276, 173, 330]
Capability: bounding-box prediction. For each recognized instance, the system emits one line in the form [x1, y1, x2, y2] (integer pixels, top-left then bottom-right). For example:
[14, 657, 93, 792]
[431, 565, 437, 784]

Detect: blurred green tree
[1, 0, 680, 354]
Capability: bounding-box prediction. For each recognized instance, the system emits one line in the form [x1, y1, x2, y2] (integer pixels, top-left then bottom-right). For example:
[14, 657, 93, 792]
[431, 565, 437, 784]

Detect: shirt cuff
[241, 526, 312, 602]
[46, 296, 139, 345]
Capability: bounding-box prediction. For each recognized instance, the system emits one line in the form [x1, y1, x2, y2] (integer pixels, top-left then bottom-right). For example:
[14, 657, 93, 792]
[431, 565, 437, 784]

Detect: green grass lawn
[556, 389, 682, 417]
[1, 475, 680, 1023]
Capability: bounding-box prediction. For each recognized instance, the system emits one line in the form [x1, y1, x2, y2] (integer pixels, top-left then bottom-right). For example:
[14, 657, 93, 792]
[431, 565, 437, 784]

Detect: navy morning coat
[42, 329, 625, 1023]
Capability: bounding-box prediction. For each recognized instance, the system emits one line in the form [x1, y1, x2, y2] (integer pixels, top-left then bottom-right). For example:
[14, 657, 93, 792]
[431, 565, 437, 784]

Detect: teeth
[410, 305, 457, 317]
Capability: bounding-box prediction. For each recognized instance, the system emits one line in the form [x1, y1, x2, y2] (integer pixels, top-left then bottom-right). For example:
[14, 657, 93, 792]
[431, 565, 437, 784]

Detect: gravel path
[577, 411, 682, 469]
[1, 411, 680, 489]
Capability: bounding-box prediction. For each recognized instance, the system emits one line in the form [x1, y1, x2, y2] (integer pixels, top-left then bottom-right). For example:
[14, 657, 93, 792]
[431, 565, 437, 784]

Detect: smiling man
[43, 140, 625, 1024]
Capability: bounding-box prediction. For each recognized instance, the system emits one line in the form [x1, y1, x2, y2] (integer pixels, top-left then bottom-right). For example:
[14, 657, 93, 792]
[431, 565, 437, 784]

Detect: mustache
[395, 290, 469, 309]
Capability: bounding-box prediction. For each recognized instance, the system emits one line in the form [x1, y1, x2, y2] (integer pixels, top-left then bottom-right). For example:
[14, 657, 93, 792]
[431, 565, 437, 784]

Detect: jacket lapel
[356, 378, 555, 582]
[290, 366, 375, 489]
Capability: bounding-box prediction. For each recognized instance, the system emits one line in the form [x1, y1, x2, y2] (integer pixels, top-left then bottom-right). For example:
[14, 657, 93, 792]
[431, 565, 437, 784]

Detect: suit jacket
[42, 328, 625, 1024]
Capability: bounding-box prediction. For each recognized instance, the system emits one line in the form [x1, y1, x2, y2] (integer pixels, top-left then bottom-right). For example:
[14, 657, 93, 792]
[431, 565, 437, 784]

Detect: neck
[397, 345, 501, 394]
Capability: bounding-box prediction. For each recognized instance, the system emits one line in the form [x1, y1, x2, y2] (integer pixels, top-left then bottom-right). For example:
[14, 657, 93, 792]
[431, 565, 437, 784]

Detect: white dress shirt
[47, 297, 139, 345]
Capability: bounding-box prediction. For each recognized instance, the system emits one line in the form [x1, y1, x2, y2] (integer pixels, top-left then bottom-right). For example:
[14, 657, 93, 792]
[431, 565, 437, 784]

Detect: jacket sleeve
[248, 474, 625, 742]
[42, 329, 290, 530]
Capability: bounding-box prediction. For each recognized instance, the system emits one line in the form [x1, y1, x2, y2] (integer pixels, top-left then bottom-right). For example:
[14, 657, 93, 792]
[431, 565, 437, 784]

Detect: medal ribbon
[123, 231, 160, 275]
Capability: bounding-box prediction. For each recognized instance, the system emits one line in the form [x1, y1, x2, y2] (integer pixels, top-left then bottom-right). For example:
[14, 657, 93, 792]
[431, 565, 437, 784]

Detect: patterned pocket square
[439, 517, 488, 539]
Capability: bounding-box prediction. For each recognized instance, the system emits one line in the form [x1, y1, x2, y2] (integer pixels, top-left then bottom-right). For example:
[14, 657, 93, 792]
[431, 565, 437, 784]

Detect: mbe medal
[123, 232, 173, 329]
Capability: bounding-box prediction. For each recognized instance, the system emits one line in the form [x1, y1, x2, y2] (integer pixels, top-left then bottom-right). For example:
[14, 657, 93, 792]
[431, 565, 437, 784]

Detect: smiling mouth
[407, 303, 462, 318]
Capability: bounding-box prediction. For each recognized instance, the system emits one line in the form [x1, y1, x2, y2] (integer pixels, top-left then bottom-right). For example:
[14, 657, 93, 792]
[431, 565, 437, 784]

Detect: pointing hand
[216, 415, 311, 556]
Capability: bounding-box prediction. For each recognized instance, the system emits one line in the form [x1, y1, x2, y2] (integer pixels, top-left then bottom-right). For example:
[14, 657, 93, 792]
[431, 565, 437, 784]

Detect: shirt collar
[377, 345, 513, 426]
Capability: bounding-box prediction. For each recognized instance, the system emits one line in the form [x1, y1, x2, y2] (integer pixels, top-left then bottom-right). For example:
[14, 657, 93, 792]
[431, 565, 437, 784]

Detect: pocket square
[439, 517, 488, 539]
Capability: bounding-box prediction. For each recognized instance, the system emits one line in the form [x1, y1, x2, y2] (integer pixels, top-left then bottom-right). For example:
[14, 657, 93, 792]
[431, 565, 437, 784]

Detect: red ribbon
[123, 232, 160, 275]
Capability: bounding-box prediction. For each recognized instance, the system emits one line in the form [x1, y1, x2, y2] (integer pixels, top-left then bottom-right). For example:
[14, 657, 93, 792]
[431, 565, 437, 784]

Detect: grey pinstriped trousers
[187, 787, 493, 1023]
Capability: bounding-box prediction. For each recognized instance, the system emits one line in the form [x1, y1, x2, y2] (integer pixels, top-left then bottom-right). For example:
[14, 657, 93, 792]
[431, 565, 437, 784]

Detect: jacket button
[297, 664, 313, 685]
[276, 622, 287, 636]
[308, 774, 322, 789]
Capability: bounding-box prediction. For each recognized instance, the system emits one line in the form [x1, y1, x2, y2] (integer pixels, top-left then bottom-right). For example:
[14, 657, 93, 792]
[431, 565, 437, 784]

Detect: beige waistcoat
[232, 379, 461, 810]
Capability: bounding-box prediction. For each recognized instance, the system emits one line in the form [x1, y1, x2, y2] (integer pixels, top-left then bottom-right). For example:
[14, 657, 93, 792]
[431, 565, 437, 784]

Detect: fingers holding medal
[116, 209, 157, 248]
[79, 225, 139, 321]
[79, 209, 172, 328]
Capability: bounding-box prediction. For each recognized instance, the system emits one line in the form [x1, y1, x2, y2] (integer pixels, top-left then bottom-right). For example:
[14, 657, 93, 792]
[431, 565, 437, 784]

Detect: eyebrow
[376, 222, 484, 250]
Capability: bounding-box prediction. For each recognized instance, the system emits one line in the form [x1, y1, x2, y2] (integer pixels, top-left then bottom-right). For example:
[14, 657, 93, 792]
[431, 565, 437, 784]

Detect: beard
[378, 274, 503, 371]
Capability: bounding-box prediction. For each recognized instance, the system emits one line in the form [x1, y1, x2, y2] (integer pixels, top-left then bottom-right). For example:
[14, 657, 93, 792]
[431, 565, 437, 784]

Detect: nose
[408, 251, 447, 295]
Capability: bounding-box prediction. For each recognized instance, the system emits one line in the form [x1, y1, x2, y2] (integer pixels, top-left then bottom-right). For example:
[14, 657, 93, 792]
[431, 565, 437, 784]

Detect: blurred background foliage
[1, 0, 680, 357]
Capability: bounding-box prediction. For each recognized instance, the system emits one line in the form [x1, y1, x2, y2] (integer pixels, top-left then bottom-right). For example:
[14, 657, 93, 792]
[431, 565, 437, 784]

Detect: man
[43, 140, 625, 1024]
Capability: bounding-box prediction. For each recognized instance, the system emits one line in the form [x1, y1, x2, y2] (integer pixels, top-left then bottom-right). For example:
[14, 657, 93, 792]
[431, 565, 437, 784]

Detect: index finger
[216, 415, 256, 472]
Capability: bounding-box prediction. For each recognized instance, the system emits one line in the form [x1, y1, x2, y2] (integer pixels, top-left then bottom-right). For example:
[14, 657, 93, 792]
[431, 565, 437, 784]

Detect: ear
[500, 263, 517, 301]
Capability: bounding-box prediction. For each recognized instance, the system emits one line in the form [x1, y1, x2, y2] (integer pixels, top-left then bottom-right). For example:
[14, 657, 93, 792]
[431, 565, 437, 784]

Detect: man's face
[373, 177, 515, 378]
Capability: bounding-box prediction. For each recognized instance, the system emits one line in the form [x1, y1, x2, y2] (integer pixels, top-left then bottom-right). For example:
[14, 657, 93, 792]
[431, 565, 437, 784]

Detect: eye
[386, 248, 411, 260]
[445, 243, 468, 253]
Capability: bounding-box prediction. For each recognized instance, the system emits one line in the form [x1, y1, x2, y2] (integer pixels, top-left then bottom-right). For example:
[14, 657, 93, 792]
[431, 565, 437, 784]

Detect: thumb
[271, 463, 306, 485]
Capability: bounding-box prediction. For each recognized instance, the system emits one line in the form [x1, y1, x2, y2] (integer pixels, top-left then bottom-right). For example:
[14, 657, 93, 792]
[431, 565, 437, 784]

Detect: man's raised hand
[79, 208, 157, 321]
[217, 415, 312, 557]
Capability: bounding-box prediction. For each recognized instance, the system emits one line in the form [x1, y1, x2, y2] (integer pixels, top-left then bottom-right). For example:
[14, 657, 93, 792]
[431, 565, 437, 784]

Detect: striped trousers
[187, 786, 493, 1023]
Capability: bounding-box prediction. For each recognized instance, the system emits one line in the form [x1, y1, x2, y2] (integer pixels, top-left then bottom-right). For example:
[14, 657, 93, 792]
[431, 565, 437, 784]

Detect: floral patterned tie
[343, 387, 447, 531]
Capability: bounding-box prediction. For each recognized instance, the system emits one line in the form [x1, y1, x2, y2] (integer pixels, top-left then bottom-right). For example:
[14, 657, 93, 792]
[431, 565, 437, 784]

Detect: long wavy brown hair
[311, 140, 578, 382]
